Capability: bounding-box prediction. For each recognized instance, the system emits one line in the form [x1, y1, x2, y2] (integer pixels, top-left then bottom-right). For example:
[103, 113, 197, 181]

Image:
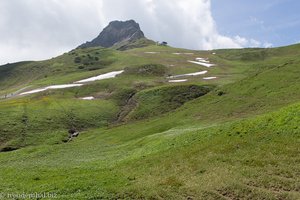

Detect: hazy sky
[0, 0, 299, 65]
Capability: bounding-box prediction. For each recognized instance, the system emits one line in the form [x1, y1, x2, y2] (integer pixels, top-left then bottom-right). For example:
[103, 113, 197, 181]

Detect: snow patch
[195, 58, 210, 63]
[20, 88, 47, 95]
[168, 79, 187, 83]
[19, 70, 124, 96]
[203, 77, 217, 80]
[47, 84, 83, 89]
[188, 60, 215, 68]
[80, 96, 95, 100]
[75, 70, 124, 83]
[144, 52, 159, 54]
[20, 84, 83, 95]
[168, 71, 207, 79]
[172, 52, 194, 55]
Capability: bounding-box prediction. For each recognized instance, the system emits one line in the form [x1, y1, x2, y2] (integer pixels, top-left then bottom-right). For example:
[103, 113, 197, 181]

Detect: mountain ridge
[78, 19, 147, 49]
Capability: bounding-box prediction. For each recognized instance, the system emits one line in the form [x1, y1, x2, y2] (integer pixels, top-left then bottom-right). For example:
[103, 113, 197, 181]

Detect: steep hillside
[0, 42, 299, 199]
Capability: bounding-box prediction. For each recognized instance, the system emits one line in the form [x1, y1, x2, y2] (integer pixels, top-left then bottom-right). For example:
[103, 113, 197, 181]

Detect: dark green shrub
[74, 56, 81, 63]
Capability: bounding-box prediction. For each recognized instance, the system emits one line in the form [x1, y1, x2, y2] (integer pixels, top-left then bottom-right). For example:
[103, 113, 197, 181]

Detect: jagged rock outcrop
[78, 20, 146, 49]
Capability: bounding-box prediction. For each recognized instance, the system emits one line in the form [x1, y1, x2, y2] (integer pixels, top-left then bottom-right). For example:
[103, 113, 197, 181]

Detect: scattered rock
[72, 132, 80, 137]
[217, 91, 225, 96]
[0, 146, 18, 152]
[68, 128, 80, 141]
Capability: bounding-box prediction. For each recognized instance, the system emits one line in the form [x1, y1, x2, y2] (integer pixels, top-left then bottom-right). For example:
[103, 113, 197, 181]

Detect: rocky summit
[78, 20, 145, 49]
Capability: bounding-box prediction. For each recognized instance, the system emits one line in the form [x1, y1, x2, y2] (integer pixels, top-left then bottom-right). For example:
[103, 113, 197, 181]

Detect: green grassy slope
[0, 48, 115, 94]
[0, 95, 118, 151]
[0, 100, 298, 199]
[0, 43, 299, 199]
[126, 84, 213, 121]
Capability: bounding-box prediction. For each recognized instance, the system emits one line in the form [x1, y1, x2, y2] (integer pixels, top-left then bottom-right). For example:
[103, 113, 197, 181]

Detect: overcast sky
[0, 0, 299, 65]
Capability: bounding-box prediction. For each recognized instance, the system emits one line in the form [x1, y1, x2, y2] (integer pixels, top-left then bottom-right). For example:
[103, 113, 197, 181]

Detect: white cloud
[0, 0, 105, 64]
[263, 42, 273, 48]
[232, 36, 262, 48]
[0, 0, 266, 65]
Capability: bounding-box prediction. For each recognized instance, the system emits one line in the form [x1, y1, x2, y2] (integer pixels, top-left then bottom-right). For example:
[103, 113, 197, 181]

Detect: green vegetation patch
[72, 48, 116, 71]
[124, 63, 168, 76]
[128, 84, 213, 120]
[216, 48, 271, 61]
[0, 95, 118, 151]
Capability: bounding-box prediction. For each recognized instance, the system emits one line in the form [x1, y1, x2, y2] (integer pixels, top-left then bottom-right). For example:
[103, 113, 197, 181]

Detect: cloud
[233, 36, 262, 48]
[0, 0, 105, 64]
[98, 0, 258, 50]
[0, 0, 264, 65]
[263, 42, 273, 48]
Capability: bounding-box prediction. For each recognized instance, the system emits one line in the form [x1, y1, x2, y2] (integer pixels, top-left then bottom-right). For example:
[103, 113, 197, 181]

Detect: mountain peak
[78, 20, 146, 49]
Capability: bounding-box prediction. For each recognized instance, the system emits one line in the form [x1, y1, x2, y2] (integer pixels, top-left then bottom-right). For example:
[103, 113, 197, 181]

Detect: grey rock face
[79, 20, 145, 48]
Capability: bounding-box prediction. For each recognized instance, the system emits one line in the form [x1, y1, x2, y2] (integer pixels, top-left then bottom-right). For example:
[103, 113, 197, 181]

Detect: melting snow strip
[203, 77, 217, 80]
[20, 88, 47, 95]
[168, 79, 188, 83]
[144, 52, 159, 54]
[195, 58, 210, 63]
[80, 96, 95, 100]
[168, 71, 208, 78]
[20, 84, 83, 95]
[19, 70, 124, 96]
[172, 52, 194, 55]
[188, 61, 215, 68]
[46, 84, 83, 89]
[75, 70, 124, 83]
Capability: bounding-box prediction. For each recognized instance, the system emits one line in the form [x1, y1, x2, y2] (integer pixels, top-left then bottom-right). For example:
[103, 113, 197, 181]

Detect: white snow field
[188, 60, 215, 68]
[144, 52, 159, 54]
[195, 58, 210, 63]
[19, 70, 124, 96]
[168, 79, 188, 83]
[20, 84, 83, 95]
[168, 71, 208, 79]
[80, 96, 95, 100]
[172, 52, 194, 55]
[75, 70, 124, 83]
[203, 77, 217, 80]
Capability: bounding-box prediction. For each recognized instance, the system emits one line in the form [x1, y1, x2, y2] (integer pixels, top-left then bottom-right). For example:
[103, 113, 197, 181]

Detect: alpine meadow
[0, 4, 299, 200]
